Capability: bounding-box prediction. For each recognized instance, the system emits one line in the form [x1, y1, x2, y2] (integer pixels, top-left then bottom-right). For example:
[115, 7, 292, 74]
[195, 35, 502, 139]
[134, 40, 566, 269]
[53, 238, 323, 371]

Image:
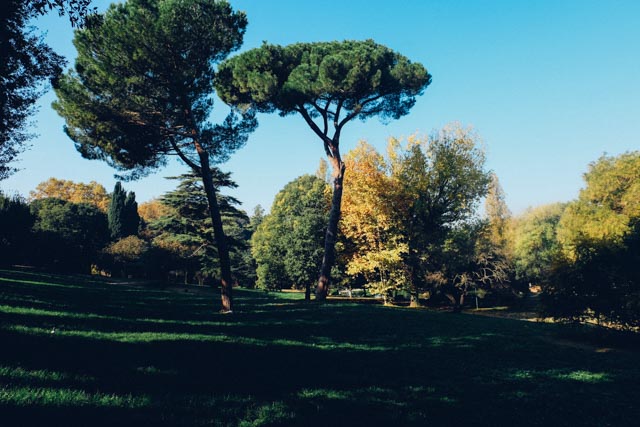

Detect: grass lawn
[1, 268, 638, 426]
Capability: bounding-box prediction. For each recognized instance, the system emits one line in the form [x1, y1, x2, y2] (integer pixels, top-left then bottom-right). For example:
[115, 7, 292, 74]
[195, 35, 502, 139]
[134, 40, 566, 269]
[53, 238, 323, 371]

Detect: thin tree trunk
[305, 283, 311, 301]
[315, 158, 345, 301]
[408, 263, 421, 308]
[196, 150, 234, 313]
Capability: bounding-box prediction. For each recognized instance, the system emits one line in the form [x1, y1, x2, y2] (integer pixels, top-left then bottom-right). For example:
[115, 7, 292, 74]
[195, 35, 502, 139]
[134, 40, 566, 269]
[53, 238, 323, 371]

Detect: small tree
[216, 40, 431, 300]
[149, 172, 253, 287]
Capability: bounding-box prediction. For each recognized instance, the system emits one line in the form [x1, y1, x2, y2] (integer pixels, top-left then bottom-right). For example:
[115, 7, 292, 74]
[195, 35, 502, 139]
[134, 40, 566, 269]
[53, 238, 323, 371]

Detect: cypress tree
[108, 182, 126, 240]
[108, 182, 139, 240]
[123, 191, 140, 237]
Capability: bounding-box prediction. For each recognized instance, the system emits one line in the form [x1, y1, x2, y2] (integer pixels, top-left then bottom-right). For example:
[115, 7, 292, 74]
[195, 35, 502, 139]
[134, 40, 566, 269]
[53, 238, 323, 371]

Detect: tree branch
[169, 138, 201, 173]
[336, 93, 386, 131]
[295, 105, 333, 147]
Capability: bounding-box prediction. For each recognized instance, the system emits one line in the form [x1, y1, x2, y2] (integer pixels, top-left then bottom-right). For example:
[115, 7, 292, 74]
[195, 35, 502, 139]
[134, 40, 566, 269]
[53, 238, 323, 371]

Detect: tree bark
[196, 148, 234, 313]
[315, 157, 345, 301]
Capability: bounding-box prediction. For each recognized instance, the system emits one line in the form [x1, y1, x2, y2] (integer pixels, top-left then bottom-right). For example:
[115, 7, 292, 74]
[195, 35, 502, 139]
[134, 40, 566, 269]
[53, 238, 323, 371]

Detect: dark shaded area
[0, 269, 638, 426]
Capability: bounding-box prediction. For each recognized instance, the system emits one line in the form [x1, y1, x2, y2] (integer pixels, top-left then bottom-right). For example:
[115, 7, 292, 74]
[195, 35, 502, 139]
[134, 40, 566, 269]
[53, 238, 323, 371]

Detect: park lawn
[0, 269, 638, 426]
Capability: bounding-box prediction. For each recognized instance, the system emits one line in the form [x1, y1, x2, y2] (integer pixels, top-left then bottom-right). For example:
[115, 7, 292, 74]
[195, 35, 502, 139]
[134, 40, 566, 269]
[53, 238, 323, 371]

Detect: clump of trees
[507, 151, 640, 328]
[29, 178, 110, 211]
[252, 126, 514, 308]
[107, 182, 140, 240]
[339, 126, 505, 307]
[542, 152, 640, 328]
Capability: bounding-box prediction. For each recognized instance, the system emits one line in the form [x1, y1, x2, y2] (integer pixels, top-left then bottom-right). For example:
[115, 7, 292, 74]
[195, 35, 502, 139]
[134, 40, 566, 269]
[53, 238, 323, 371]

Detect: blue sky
[2, 0, 639, 215]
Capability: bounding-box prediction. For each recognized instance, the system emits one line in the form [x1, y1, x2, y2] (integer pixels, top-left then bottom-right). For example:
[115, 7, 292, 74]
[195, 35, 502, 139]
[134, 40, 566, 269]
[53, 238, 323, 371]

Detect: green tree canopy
[53, 0, 254, 312]
[512, 203, 566, 285]
[252, 175, 330, 299]
[545, 152, 640, 327]
[30, 197, 109, 272]
[216, 39, 431, 299]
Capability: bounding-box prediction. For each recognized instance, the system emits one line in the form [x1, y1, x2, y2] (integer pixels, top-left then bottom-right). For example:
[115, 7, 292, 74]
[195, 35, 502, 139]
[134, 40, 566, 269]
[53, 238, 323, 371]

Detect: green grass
[1, 269, 639, 426]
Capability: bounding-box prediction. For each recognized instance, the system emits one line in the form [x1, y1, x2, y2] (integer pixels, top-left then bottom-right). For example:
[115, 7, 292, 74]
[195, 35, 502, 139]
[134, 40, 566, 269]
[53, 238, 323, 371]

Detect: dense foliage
[30, 197, 109, 273]
[0, 192, 34, 267]
[0, 0, 94, 179]
[252, 175, 330, 298]
[339, 127, 495, 306]
[147, 173, 254, 287]
[544, 152, 640, 327]
[29, 178, 110, 211]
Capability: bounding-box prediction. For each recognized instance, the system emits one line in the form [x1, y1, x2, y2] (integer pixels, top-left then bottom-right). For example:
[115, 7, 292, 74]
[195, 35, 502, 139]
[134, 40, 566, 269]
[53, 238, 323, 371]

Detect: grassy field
[1, 269, 638, 426]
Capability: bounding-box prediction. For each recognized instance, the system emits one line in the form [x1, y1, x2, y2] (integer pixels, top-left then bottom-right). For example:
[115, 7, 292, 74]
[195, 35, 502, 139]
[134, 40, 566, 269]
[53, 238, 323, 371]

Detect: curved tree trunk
[197, 149, 234, 313]
[315, 158, 345, 301]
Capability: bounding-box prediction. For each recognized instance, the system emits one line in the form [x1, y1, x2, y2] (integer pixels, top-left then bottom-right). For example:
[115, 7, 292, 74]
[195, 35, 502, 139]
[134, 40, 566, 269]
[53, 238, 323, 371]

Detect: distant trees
[0, 192, 33, 267]
[30, 178, 110, 211]
[512, 203, 566, 286]
[30, 198, 109, 273]
[544, 152, 640, 327]
[252, 175, 330, 299]
[53, 0, 255, 312]
[216, 39, 431, 300]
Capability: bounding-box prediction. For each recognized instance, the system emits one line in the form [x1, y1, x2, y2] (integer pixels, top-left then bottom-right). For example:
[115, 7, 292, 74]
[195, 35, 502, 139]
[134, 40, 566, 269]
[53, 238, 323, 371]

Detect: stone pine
[216, 40, 431, 300]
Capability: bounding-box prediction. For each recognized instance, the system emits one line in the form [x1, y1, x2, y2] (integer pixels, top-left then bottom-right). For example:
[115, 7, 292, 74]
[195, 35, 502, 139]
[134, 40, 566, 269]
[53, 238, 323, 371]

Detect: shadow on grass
[1, 269, 639, 426]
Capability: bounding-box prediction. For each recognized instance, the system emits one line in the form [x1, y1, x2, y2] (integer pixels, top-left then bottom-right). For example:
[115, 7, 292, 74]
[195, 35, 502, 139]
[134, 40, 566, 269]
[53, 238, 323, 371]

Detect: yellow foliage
[138, 199, 170, 223]
[29, 178, 110, 211]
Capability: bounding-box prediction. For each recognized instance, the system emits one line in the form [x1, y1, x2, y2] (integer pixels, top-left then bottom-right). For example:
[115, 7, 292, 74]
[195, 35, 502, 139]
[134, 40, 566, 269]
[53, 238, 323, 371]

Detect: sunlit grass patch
[0, 366, 93, 384]
[508, 369, 612, 384]
[239, 401, 295, 427]
[0, 385, 150, 408]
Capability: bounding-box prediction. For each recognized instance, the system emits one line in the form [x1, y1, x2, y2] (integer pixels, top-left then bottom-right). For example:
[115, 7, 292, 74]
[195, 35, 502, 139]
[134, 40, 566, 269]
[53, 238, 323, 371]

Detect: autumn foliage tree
[52, 0, 254, 312]
[216, 40, 431, 300]
[341, 142, 409, 303]
[29, 177, 110, 211]
[340, 127, 491, 306]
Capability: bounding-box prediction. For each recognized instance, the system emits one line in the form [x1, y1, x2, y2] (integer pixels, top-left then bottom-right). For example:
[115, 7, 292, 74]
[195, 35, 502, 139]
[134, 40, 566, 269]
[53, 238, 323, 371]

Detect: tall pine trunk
[315, 158, 345, 301]
[196, 147, 234, 313]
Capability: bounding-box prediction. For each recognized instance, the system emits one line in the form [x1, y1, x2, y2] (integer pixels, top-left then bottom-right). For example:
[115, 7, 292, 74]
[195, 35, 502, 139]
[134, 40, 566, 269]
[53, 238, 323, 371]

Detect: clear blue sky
[2, 0, 639, 215]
